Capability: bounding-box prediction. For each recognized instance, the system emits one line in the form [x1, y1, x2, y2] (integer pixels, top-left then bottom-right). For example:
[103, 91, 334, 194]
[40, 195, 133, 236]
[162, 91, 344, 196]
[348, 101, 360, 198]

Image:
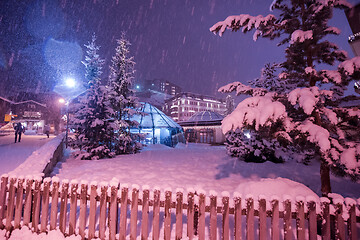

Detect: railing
[0, 175, 359, 239]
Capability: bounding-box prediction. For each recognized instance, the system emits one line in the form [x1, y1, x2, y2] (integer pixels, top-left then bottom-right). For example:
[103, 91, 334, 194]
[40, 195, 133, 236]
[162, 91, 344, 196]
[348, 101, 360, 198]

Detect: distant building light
[244, 132, 251, 139]
[136, 85, 140, 89]
[349, 32, 360, 42]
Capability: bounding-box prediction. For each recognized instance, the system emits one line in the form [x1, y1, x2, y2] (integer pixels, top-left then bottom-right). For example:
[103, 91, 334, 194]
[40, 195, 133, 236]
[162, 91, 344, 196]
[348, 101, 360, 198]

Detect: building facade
[163, 92, 226, 122]
[10, 100, 49, 133]
[144, 79, 182, 96]
[179, 111, 225, 144]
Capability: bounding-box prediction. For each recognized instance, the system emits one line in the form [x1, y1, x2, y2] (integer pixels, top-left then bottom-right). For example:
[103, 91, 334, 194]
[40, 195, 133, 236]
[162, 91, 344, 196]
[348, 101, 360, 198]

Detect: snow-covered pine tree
[108, 33, 142, 154]
[224, 95, 235, 116]
[211, 0, 360, 196]
[71, 34, 116, 160]
[249, 63, 285, 93]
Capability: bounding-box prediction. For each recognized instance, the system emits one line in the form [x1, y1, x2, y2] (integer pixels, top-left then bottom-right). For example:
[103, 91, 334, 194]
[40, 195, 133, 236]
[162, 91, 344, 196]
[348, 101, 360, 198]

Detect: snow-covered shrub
[225, 129, 285, 163]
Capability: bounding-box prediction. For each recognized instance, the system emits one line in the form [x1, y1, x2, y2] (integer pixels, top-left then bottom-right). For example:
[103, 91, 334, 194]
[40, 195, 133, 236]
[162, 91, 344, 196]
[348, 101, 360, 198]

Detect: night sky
[0, 0, 359, 98]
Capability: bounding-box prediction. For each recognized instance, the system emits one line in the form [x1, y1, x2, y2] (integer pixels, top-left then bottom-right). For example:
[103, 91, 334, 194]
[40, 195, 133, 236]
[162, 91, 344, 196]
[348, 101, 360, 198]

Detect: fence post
[234, 194, 241, 240]
[99, 182, 108, 240]
[283, 198, 292, 240]
[258, 197, 266, 240]
[88, 182, 98, 240]
[175, 189, 183, 240]
[141, 187, 150, 240]
[346, 198, 357, 240]
[69, 180, 78, 236]
[187, 191, 195, 239]
[153, 189, 161, 240]
[334, 200, 345, 240]
[321, 198, 330, 239]
[32, 177, 42, 233]
[307, 200, 317, 240]
[5, 177, 16, 232]
[109, 181, 119, 240]
[130, 185, 139, 240]
[246, 196, 254, 240]
[271, 198, 279, 240]
[14, 177, 25, 229]
[23, 178, 33, 227]
[0, 175, 9, 229]
[296, 198, 305, 240]
[222, 192, 230, 240]
[59, 180, 69, 234]
[50, 178, 60, 231]
[164, 189, 172, 240]
[40, 178, 51, 232]
[198, 191, 205, 240]
[79, 181, 88, 239]
[210, 191, 218, 240]
[119, 185, 128, 240]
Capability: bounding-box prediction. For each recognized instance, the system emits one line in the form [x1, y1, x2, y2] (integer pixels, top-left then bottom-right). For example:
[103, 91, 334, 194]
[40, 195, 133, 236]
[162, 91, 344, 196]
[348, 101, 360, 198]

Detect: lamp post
[58, 77, 77, 148]
[58, 98, 70, 148]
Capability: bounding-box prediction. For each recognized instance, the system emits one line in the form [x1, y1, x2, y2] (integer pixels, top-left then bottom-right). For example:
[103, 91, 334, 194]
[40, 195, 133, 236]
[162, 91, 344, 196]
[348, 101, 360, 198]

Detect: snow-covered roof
[132, 102, 182, 129]
[188, 111, 224, 122]
[178, 111, 224, 127]
[12, 100, 47, 108]
[0, 96, 14, 104]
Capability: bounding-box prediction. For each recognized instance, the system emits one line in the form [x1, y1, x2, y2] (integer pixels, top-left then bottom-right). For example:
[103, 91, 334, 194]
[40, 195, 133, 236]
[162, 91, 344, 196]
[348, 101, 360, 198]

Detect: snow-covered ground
[52, 143, 360, 199]
[0, 134, 55, 175]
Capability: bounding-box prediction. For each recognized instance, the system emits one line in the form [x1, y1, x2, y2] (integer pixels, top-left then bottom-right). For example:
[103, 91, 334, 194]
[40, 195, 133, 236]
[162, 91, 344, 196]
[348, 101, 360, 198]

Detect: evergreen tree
[249, 63, 285, 93]
[211, 0, 360, 196]
[224, 95, 234, 116]
[108, 33, 142, 154]
[71, 34, 115, 160]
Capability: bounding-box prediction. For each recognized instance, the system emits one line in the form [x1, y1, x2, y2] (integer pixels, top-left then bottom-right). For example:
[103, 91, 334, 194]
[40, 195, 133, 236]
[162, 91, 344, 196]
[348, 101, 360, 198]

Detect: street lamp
[58, 78, 76, 148]
[65, 78, 76, 88]
[54, 77, 86, 148]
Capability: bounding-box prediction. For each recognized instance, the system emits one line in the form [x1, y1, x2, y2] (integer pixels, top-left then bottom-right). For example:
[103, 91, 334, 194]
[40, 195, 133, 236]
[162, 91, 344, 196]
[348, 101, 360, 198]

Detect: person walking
[44, 124, 50, 138]
[14, 122, 23, 143]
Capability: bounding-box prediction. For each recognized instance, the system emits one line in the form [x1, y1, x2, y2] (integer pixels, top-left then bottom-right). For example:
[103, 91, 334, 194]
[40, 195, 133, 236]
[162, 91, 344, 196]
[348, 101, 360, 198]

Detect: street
[0, 134, 55, 176]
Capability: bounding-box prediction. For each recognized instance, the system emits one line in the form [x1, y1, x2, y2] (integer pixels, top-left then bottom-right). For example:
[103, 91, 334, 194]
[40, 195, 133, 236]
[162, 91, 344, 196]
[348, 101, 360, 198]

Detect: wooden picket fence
[0, 175, 359, 240]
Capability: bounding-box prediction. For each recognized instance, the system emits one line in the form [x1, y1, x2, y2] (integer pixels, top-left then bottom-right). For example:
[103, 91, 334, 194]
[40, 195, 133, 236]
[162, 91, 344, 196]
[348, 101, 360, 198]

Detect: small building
[11, 100, 49, 133]
[179, 111, 225, 144]
[163, 92, 226, 122]
[131, 102, 186, 147]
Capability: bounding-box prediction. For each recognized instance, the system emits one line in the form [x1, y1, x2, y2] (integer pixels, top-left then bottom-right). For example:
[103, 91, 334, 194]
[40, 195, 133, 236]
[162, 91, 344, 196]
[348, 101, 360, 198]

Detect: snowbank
[9, 133, 65, 178]
[1, 227, 80, 240]
[234, 177, 319, 203]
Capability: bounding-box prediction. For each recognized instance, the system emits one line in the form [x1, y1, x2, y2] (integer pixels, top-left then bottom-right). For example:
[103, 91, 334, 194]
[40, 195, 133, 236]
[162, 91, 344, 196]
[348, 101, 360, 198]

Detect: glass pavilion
[131, 103, 185, 147]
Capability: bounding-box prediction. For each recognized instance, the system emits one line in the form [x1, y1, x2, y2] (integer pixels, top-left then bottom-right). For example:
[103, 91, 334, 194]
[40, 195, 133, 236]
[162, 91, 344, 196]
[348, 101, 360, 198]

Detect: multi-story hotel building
[144, 79, 182, 96]
[163, 92, 226, 122]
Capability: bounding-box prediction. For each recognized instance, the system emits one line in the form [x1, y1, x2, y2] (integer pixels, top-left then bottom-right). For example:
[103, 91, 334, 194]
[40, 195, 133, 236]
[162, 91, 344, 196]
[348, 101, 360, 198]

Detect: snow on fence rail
[0, 176, 359, 240]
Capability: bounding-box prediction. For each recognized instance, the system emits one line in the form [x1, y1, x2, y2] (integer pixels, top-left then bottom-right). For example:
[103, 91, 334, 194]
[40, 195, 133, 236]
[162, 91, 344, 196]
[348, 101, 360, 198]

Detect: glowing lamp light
[58, 98, 65, 104]
[65, 78, 76, 88]
[244, 132, 251, 139]
[136, 85, 140, 89]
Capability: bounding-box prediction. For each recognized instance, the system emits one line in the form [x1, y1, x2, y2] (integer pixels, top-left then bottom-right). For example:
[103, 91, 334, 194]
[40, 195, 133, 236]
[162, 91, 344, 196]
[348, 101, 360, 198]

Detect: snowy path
[0, 134, 55, 175]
